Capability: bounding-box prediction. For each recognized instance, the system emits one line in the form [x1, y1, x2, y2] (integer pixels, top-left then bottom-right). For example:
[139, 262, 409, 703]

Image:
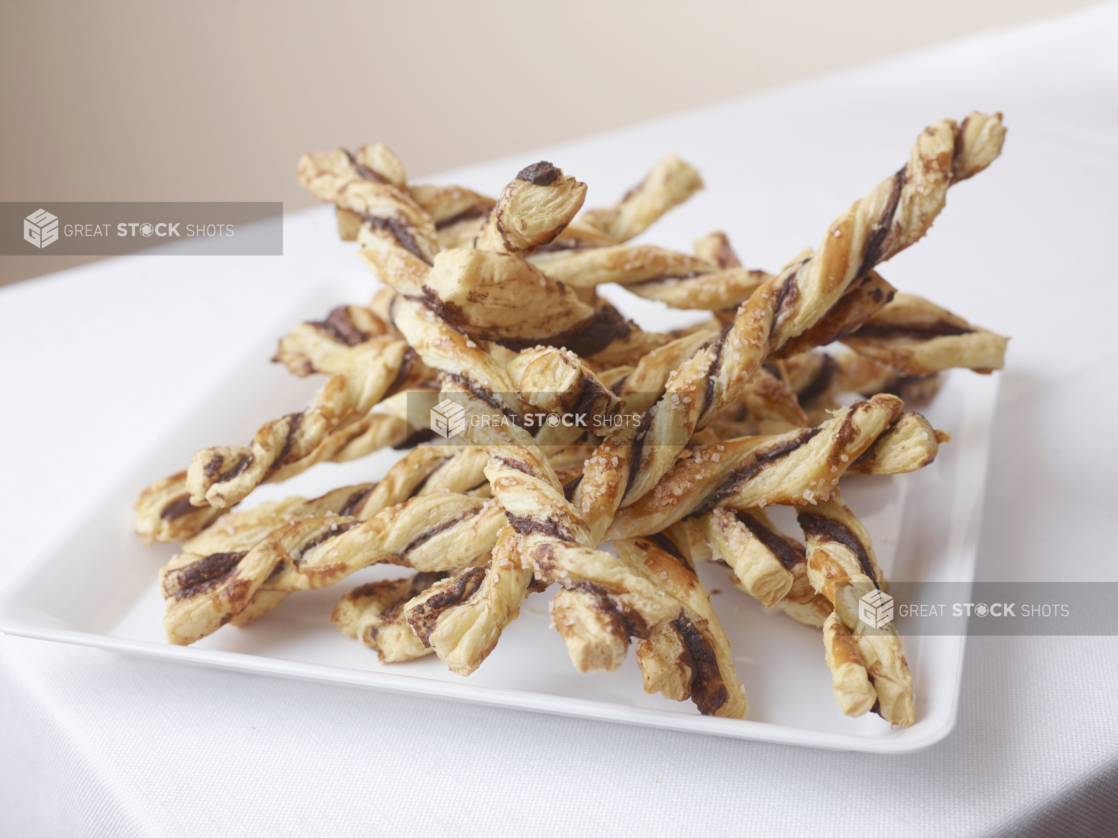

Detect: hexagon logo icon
[858, 589, 894, 630]
[430, 398, 467, 440]
[24, 209, 59, 249]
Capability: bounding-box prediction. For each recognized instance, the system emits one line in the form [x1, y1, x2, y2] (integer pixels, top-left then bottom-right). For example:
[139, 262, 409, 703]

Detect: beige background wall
[0, 0, 1099, 287]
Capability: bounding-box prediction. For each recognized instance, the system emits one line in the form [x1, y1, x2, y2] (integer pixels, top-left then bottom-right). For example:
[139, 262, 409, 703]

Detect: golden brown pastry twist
[605, 394, 946, 539]
[134, 412, 410, 544]
[183, 337, 425, 509]
[796, 491, 915, 726]
[332, 571, 450, 663]
[160, 491, 505, 645]
[583, 112, 1005, 515]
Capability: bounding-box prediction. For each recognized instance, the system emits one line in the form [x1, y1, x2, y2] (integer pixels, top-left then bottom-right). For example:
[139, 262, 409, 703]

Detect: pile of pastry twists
[137, 114, 1009, 726]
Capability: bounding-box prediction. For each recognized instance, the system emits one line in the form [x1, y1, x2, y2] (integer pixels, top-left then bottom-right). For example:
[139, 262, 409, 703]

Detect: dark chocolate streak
[772, 273, 799, 322]
[435, 207, 488, 230]
[568, 580, 650, 640]
[310, 306, 367, 346]
[562, 474, 584, 502]
[494, 455, 533, 476]
[392, 427, 437, 450]
[339, 486, 376, 518]
[795, 354, 838, 408]
[385, 347, 419, 397]
[622, 409, 654, 498]
[443, 372, 526, 429]
[504, 513, 576, 544]
[827, 409, 858, 473]
[362, 215, 432, 265]
[176, 551, 246, 600]
[296, 521, 360, 564]
[563, 305, 631, 357]
[647, 532, 686, 564]
[344, 149, 388, 184]
[695, 428, 822, 516]
[851, 320, 975, 340]
[881, 374, 937, 399]
[517, 161, 559, 186]
[568, 373, 611, 420]
[797, 512, 879, 587]
[671, 612, 729, 716]
[534, 239, 583, 254]
[736, 513, 805, 571]
[702, 330, 729, 416]
[408, 567, 488, 645]
[161, 494, 199, 521]
[490, 304, 632, 358]
[855, 167, 906, 280]
[271, 412, 304, 471]
[378, 572, 449, 625]
[215, 454, 253, 484]
[400, 510, 480, 556]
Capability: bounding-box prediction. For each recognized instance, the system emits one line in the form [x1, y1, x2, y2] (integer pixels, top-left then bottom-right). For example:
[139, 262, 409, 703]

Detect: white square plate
[0, 275, 998, 753]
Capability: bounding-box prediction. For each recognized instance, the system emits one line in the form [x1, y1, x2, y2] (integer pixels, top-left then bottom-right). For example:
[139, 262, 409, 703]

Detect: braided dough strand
[186, 337, 425, 508]
[796, 491, 915, 726]
[135, 411, 410, 544]
[603, 113, 1004, 508]
[579, 154, 704, 243]
[160, 492, 504, 645]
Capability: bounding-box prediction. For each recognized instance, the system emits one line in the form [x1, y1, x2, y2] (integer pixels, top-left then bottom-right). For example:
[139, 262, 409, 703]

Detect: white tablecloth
[3, 4, 1117, 835]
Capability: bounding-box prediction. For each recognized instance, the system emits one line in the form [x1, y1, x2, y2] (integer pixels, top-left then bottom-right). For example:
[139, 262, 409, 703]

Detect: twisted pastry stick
[405, 525, 536, 675]
[423, 378, 744, 715]
[531, 243, 770, 311]
[160, 492, 505, 645]
[473, 161, 587, 255]
[422, 248, 605, 348]
[578, 154, 704, 243]
[179, 443, 491, 622]
[589, 112, 1005, 510]
[297, 145, 439, 293]
[396, 447, 597, 676]
[613, 536, 746, 717]
[273, 304, 398, 376]
[796, 491, 914, 726]
[679, 497, 893, 718]
[778, 351, 917, 408]
[408, 184, 495, 250]
[583, 324, 804, 430]
[507, 347, 624, 429]
[769, 269, 897, 358]
[662, 517, 833, 628]
[355, 162, 630, 355]
[184, 445, 491, 557]
[134, 411, 410, 544]
[332, 571, 449, 663]
[692, 509, 797, 609]
[822, 612, 877, 717]
[606, 394, 935, 539]
[841, 292, 1009, 375]
[185, 337, 425, 508]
